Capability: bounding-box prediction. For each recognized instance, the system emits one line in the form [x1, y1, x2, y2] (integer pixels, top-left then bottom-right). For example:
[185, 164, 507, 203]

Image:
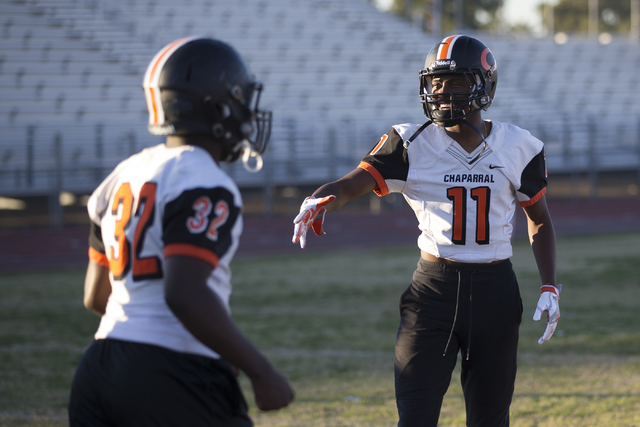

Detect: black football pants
[69, 339, 253, 427]
[395, 258, 522, 427]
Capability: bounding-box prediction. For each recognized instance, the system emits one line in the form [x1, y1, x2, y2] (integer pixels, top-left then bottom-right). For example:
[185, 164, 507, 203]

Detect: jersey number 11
[447, 186, 491, 245]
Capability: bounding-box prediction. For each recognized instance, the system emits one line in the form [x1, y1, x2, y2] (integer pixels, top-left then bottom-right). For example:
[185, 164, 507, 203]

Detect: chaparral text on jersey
[443, 173, 495, 183]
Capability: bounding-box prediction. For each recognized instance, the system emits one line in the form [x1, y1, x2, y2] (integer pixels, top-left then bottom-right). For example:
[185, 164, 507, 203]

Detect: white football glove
[533, 283, 562, 345]
[292, 195, 336, 249]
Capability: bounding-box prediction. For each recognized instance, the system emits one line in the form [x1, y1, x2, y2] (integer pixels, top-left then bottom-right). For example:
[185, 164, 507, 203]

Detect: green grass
[1, 232, 639, 426]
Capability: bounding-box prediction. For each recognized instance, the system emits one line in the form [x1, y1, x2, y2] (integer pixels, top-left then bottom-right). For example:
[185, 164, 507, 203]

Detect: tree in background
[553, 0, 631, 33]
[388, 0, 505, 34]
[384, 0, 635, 36]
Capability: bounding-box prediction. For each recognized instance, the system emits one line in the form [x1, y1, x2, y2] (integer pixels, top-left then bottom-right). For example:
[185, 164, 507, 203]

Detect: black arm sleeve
[89, 221, 105, 254]
[163, 187, 241, 260]
[361, 127, 409, 182]
[519, 148, 548, 200]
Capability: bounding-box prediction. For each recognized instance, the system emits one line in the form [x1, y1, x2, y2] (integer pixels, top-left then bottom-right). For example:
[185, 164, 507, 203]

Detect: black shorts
[69, 338, 253, 427]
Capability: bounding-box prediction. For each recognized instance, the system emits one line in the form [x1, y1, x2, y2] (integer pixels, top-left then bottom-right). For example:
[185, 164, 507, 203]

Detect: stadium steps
[1, 0, 639, 197]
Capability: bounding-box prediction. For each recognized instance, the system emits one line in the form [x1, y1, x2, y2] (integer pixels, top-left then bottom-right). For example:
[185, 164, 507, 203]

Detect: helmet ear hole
[205, 97, 231, 121]
[229, 85, 245, 102]
[212, 123, 225, 138]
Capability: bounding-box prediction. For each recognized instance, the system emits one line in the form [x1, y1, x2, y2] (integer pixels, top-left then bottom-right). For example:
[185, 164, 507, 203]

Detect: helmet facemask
[236, 82, 272, 173]
[420, 69, 492, 128]
[213, 81, 272, 172]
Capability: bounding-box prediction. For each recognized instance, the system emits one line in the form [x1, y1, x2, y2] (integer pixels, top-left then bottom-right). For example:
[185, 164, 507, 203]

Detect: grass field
[1, 232, 639, 426]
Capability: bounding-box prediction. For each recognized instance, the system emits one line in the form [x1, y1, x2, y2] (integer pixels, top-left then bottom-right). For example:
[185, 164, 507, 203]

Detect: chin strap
[403, 121, 432, 149]
[459, 119, 489, 165]
[401, 119, 488, 167]
[240, 139, 264, 173]
[459, 119, 487, 144]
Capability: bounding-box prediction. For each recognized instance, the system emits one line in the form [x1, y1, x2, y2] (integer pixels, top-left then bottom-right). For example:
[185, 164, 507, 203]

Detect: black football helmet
[420, 35, 497, 127]
[143, 37, 271, 165]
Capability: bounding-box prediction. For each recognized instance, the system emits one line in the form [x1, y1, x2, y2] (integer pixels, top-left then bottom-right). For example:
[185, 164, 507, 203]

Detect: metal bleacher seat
[2, 0, 639, 196]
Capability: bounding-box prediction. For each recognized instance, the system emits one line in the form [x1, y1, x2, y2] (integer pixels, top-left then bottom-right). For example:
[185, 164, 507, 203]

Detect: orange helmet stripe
[437, 35, 461, 60]
[143, 36, 200, 125]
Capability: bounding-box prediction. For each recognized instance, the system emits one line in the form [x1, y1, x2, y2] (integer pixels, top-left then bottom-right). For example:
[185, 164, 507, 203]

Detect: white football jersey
[359, 121, 547, 263]
[87, 143, 243, 359]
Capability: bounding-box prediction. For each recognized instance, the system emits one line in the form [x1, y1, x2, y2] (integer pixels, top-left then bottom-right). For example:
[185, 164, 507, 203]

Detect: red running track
[1, 197, 639, 274]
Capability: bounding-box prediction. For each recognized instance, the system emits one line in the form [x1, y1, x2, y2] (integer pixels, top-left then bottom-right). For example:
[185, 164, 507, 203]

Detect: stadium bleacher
[0, 0, 639, 199]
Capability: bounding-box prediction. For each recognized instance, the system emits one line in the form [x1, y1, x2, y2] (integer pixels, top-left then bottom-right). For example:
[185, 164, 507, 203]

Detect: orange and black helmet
[143, 37, 271, 162]
[420, 35, 498, 127]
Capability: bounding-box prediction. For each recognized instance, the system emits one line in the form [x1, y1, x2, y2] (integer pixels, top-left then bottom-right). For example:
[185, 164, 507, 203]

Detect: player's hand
[292, 195, 336, 248]
[251, 368, 295, 411]
[533, 283, 562, 345]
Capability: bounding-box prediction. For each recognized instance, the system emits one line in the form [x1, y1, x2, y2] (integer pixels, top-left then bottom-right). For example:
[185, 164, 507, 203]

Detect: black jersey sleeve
[88, 221, 109, 266]
[518, 148, 548, 207]
[162, 187, 241, 267]
[359, 127, 409, 196]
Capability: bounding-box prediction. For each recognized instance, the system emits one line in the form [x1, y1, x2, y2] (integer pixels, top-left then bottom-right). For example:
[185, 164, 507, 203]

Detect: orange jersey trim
[88, 247, 109, 266]
[164, 243, 219, 268]
[518, 187, 546, 207]
[358, 161, 389, 197]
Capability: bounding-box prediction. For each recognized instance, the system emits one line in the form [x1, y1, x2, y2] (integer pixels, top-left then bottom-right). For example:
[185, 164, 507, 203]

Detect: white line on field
[263, 348, 393, 358]
[0, 343, 88, 353]
[0, 413, 66, 421]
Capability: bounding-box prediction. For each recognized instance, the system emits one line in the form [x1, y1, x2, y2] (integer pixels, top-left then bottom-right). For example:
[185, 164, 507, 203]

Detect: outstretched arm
[311, 167, 379, 213]
[292, 168, 378, 248]
[164, 255, 294, 410]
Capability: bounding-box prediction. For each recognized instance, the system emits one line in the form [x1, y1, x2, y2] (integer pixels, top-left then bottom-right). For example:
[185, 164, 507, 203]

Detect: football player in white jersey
[293, 35, 561, 427]
[69, 37, 294, 426]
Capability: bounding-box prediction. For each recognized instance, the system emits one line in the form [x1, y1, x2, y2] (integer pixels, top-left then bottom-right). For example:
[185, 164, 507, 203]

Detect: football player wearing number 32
[69, 37, 294, 426]
[293, 35, 562, 427]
